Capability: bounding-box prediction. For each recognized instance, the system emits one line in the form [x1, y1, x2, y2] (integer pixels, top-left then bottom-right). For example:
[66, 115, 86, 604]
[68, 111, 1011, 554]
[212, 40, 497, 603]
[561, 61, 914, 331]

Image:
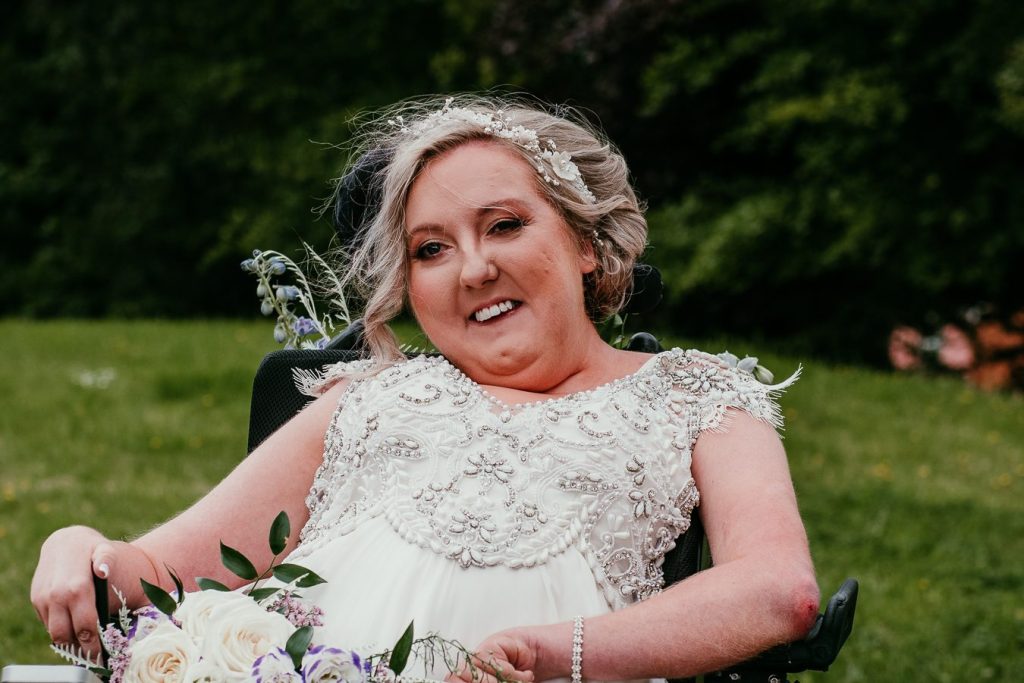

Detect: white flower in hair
[548, 151, 579, 181]
[390, 98, 598, 204]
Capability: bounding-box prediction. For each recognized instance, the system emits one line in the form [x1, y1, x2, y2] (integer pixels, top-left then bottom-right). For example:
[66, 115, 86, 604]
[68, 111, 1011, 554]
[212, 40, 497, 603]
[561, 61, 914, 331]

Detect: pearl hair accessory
[389, 98, 598, 204]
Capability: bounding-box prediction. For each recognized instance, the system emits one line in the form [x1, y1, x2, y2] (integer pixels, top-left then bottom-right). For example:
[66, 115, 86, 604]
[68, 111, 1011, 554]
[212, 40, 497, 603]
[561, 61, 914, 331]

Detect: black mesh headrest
[622, 263, 663, 315]
[332, 147, 392, 249]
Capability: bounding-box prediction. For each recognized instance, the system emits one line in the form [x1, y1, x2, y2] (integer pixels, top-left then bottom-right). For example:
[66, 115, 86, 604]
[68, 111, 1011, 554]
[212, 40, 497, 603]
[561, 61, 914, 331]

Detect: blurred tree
[1, 0, 455, 315]
[445, 0, 1024, 361]
[3, 0, 1022, 363]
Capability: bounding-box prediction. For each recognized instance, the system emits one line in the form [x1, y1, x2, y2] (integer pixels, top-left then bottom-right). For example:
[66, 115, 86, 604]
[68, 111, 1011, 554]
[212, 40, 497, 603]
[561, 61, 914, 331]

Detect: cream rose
[123, 621, 199, 683]
[198, 594, 296, 680]
[175, 589, 255, 644]
[181, 658, 229, 683]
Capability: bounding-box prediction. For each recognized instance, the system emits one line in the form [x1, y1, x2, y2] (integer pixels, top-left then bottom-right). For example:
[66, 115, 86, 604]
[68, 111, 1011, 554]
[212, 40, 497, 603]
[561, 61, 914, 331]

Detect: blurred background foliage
[3, 0, 1023, 363]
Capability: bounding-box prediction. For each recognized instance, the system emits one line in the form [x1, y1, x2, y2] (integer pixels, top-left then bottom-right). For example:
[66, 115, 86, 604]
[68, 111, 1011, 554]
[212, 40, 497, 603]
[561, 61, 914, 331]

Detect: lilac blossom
[101, 623, 131, 683]
[270, 591, 324, 628]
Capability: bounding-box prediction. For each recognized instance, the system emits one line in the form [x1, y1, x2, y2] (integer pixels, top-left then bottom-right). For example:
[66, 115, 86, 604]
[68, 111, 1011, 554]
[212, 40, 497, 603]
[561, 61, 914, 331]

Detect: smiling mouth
[471, 300, 521, 322]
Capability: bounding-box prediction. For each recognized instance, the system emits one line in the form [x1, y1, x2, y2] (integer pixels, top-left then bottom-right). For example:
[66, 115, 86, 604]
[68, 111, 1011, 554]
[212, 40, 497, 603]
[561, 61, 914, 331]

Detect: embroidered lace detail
[294, 350, 793, 609]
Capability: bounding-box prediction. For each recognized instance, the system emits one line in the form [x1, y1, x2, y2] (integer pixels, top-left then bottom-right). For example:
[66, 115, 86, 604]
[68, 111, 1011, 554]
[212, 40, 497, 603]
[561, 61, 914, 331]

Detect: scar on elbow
[789, 583, 822, 638]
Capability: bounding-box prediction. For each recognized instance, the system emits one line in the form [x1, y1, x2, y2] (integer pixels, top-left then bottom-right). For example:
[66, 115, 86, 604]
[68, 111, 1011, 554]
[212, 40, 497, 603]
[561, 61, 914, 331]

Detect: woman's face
[404, 141, 597, 389]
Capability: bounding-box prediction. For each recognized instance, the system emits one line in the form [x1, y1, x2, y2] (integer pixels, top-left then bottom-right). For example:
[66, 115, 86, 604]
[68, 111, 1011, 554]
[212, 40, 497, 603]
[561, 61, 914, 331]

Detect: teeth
[474, 300, 517, 322]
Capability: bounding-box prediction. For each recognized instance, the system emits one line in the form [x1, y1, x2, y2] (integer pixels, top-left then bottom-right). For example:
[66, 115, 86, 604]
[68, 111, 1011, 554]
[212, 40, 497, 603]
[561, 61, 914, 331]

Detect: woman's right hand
[30, 525, 135, 658]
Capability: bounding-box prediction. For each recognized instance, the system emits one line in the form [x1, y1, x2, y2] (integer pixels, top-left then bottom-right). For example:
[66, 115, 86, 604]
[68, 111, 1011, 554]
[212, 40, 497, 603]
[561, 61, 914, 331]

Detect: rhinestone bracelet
[571, 615, 584, 683]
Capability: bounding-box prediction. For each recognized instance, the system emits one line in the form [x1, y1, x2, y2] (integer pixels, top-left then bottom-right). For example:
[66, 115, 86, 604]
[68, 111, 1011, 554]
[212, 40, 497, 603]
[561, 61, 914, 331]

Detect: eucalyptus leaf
[388, 620, 415, 675]
[140, 578, 177, 617]
[295, 573, 326, 588]
[286, 625, 314, 669]
[220, 542, 258, 580]
[269, 511, 291, 556]
[196, 577, 231, 591]
[249, 586, 281, 602]
[273, 563, 326, 587]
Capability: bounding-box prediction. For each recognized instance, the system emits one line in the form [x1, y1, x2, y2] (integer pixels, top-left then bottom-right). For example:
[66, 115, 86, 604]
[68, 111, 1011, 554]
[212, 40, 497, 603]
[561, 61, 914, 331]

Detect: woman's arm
[30, 378, 350, 656]
[464, 408, 819, 681]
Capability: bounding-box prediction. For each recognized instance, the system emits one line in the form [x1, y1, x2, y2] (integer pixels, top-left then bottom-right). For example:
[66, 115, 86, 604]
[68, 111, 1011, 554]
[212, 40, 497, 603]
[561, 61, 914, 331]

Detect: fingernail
[96, 563, 110, 579]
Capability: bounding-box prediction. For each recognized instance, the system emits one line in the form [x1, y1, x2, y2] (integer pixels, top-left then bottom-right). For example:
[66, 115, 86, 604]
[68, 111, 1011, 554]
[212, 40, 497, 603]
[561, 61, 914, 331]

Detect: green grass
[1, 320, 1022, 679]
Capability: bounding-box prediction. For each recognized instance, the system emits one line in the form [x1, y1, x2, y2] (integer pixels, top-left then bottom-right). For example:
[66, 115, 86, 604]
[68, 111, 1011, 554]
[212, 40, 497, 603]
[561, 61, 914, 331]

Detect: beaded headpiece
[389, 98, 598, 204]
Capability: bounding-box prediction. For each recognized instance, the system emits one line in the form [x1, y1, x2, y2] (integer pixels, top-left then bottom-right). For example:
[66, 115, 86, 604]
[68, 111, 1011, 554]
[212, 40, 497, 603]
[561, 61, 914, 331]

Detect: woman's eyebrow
[406, 222, 445, 237]
[407, 199, 531, 235]
[476, 198, 530, 213]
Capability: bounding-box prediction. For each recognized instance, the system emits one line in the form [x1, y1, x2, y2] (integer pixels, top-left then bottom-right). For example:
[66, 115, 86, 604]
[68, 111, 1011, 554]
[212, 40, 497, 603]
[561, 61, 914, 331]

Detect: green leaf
[220, 542, 258, 580]
[196, 577, 231, 591]
[286, 625, 314, 669]
[89, 667, 114, 678]
[167, 566, 185, 605]
[388, 620, 415, 675]
[273, 563, 326, 587]
[140, 578, 177, 617]
[249, 586, 281, 602]
[269, 511, 291, 556]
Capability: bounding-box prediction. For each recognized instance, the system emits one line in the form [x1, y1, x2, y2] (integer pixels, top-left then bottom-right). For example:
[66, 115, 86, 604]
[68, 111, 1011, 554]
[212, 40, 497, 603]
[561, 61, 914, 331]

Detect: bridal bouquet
[52, 513, 426, 683]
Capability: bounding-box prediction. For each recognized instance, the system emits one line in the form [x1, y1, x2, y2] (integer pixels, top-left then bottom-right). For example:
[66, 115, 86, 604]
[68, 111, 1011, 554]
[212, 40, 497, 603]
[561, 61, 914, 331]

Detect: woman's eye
[414, 242, 444, 259]
[490, 218, 524, 234]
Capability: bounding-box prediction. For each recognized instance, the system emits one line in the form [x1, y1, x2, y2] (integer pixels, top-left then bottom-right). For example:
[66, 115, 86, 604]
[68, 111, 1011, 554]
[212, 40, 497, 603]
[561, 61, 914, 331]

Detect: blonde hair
[331, 93, 648, 362]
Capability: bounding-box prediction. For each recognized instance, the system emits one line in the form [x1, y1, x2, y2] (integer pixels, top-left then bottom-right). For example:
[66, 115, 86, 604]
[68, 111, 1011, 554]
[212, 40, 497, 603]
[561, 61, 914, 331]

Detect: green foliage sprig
[241, 247, 352, 350]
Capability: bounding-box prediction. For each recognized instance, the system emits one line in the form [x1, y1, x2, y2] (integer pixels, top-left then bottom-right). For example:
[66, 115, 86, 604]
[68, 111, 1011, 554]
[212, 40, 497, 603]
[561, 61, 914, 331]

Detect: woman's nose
[459, 247, 498, 289]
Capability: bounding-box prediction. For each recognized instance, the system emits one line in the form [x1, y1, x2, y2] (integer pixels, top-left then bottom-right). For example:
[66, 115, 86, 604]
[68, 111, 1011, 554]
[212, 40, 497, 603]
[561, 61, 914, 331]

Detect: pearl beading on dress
[293, 349, 794, 609]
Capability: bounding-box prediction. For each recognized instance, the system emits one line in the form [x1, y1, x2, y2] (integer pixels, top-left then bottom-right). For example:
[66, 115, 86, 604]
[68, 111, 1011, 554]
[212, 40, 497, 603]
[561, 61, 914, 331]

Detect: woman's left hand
[448, 631, 538, 683]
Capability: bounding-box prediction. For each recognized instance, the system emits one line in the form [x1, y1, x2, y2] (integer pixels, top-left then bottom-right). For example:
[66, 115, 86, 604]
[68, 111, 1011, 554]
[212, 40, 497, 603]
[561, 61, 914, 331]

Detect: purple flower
[100, 624, 131, 683]
[251, 647, 302, 683]
[269, 591, 324, 628]
[127, 605, 172, 641]
[302, 646, 371, 683]
[292, 317, 318, 337]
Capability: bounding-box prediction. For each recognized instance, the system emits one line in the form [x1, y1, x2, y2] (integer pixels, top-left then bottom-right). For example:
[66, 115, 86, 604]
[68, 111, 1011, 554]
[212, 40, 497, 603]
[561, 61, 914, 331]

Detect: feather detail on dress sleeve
[293, 359, 376, 397]
[664, 348, 801, 437]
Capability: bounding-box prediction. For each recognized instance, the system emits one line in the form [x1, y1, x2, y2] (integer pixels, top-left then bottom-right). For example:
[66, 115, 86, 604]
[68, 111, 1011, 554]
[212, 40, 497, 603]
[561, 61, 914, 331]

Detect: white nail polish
[97, 563, 110, 579]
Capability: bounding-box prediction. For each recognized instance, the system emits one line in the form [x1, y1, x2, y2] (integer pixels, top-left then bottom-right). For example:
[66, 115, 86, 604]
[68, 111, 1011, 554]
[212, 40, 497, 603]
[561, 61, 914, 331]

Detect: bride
[31, 94, 819, 682]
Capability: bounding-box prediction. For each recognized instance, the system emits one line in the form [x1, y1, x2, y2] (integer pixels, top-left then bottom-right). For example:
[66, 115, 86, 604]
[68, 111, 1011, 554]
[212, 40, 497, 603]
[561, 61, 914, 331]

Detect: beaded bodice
[293, 349, 788, 610]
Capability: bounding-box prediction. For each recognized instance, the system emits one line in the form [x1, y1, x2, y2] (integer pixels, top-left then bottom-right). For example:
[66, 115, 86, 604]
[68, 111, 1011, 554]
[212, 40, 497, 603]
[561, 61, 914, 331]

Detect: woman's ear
[578, 235, 598, 275]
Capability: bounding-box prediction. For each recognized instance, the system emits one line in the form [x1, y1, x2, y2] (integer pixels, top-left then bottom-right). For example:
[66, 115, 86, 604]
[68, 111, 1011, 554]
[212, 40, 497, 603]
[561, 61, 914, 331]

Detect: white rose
[181, 658, 229, 683]
[176, 590, 255, 644]
[199, 594, 295, 680]
[123, 621, 199, 683]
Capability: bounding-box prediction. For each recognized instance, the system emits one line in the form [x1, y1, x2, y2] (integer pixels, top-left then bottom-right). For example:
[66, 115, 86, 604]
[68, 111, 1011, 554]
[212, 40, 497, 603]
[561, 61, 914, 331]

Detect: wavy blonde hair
[331, 93, 648, 362]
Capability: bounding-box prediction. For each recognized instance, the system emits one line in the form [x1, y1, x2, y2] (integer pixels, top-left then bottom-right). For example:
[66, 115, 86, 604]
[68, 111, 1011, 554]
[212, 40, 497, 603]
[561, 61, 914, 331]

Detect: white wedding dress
[282, 349, 793, 680]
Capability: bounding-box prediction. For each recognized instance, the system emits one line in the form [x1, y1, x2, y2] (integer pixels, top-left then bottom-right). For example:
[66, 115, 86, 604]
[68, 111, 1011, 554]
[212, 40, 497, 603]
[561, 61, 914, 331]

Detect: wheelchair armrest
[722, 578, 859, 675]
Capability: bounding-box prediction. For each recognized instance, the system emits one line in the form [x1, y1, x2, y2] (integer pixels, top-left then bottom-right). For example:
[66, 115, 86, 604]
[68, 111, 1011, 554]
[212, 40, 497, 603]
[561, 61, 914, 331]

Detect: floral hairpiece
[389, 98, 598, 204]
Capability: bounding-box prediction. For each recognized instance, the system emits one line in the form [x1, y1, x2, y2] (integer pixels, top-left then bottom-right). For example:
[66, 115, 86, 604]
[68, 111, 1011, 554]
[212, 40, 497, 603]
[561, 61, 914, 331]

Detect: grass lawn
[1, 319, 1022, 680]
